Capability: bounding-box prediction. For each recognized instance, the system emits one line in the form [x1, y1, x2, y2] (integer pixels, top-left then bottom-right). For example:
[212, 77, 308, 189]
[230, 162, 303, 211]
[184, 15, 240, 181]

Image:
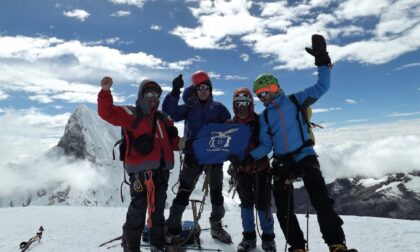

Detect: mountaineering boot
[210, 218, 232, 243]
[329, 244, 358, 252]
[261, 233, 276, 252]
[237, 231, 257, 251]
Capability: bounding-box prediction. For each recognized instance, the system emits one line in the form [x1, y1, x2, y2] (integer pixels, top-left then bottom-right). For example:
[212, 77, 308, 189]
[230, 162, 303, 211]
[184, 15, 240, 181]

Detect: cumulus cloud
[150, 25, 162, 31]
[212, 89, 225, 96]
[240, 53, 249, 62]
[0, 89, 9, 100]
[172, 0, 420, 70]
[111, 10, 131, 17]
[63, 9, 90, 22]
[0, 35, 200, 104]
[345, 98, 358, 104]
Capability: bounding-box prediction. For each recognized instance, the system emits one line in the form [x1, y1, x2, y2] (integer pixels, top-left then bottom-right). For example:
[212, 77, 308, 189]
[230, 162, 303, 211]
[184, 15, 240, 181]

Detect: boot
[261, 233, 276, 252]
[209, 218, 232, 243]
[329, 244, 358, 252]
[122, 223, 141, 252]
[237, 231, 256, 251]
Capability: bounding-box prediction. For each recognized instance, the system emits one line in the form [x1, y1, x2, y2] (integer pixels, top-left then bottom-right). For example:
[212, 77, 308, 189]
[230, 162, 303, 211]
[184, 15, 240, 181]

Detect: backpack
[263, 94, 319, 151]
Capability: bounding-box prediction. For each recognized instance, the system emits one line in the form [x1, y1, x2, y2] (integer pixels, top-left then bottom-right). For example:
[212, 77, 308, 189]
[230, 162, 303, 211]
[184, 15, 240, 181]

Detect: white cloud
[0, 89, 9, 100]
[0, 35, 199, 104]
[63, 9, 90, 22]
[212, 88, 225, 96]
[225, 75, 248, 80]
[240, 53, 249, 62]
[150, 25, 162, 31]
[345, 98, 358, 104]
[109, 0, 146, 8]
[315, 119, 420, 181]
[312, 107, 342, 113]
[395, 62, 420, 71]
[387, 111, 420, 117]
[344, 118, 368, 123]
[111, 10, 131, 17]
[174, 0, 420, 70]
[208, 71, 221, 79]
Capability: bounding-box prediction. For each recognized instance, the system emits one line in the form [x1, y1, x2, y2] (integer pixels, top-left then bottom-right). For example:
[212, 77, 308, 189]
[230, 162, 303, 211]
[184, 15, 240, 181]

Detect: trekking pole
[20, 226, 44, 252]
[99, 235, 122, 247]
[305, 193, 310, 251]
[284, 173, 294, 252]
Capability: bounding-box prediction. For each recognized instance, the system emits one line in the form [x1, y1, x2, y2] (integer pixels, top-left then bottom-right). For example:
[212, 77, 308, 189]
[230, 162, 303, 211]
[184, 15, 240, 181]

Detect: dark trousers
[167, 155, 224, 232]
[272, 155, 345, 249]
[237, 170, 270, 210]
[125, 169, 169, 250]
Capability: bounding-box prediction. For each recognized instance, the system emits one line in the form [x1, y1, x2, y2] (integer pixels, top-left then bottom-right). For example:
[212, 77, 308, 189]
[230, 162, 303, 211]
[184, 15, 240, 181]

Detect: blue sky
[0, 0, 419, 127]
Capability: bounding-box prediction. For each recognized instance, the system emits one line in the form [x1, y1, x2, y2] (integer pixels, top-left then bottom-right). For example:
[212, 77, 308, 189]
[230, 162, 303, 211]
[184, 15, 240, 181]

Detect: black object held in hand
[228, 154, 241, 168]
[172, 74, 184, 97]
[305, 34, 331, 67]
[133, 134, 154, 154]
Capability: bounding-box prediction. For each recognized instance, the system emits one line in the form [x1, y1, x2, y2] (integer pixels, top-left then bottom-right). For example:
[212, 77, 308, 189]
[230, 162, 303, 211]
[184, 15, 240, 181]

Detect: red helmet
[191, 71, 210, 86]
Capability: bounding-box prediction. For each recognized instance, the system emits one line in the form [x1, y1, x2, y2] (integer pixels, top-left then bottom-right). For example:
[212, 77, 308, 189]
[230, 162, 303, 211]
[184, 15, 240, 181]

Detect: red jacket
[98, 90, 180, 173]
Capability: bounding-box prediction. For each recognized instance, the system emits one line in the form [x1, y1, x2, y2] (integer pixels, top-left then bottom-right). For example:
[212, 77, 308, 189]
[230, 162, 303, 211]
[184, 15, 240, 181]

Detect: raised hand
[101, 76, 113, 91]
[171, 74, 184, 97]
[305, 34, 331, 67]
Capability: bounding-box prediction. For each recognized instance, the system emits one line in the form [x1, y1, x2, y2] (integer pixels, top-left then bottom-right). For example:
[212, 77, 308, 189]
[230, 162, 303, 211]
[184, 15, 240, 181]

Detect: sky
[0, 0, 419, 127]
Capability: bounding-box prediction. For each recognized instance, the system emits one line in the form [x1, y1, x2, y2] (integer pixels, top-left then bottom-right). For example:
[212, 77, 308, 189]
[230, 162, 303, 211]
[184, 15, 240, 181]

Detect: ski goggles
[196, 84, 210, 91]
[234, 101, 251, 107]
[143, 91, 161, 99]
[257, 91, 269, 99]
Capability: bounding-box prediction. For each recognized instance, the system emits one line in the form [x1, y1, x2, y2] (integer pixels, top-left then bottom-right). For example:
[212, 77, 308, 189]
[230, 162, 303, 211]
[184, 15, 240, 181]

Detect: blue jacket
[162, 85, 231, 154]
[251, 66, 330, 162]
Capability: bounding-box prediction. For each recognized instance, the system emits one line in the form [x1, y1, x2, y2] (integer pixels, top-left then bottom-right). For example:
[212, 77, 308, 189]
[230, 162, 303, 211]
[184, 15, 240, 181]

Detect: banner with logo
[192, 123, 252, 165]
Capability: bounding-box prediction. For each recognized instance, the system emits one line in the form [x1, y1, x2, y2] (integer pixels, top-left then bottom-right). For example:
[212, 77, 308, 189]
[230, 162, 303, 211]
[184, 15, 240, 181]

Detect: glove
[166, 126, 178, 139]
[133, 134, 154, 155]
[305, 34, 331, 67]
[228, 154, 242, 168]
[178, 137, 186, 151]
[171, 74, 184, 97]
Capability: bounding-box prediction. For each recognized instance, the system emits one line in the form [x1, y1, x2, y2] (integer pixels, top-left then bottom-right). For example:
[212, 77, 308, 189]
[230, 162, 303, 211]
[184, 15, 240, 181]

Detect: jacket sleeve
[97, 89, 133, 128]
[220, 104, 232, 123]
[162, 117, 181, 151]
[292, 65, 330, 106]
[250, 113, 273, 160]
[162, 93, 187, 122]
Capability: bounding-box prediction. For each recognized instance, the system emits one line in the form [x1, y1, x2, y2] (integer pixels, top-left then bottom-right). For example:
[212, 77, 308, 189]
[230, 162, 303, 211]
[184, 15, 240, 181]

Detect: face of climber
[196, 83, 211, 101]
[257, 91, 274, 106]
[234, 100, 251, 119]
[143, 90, 161, 112]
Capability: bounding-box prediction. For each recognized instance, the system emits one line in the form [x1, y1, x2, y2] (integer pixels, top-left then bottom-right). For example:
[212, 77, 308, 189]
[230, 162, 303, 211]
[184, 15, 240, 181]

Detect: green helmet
[252, 74, 279, 93]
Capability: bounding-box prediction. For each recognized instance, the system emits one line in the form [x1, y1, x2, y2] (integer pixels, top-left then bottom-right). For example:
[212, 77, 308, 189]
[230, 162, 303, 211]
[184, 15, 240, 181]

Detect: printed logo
[208, 128, 239, 152]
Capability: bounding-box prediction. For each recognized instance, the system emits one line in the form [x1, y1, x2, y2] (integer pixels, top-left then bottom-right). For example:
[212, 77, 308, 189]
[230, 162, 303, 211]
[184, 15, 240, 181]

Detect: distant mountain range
[3, 105, 420, 220]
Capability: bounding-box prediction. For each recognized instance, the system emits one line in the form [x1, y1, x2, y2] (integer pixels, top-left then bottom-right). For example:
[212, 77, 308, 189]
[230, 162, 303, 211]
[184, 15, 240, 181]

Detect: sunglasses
[143, 92, 161, 99]
[234, 101, 251, 107]
[197, 84, 210, 91]
[257, 91, 269, 99]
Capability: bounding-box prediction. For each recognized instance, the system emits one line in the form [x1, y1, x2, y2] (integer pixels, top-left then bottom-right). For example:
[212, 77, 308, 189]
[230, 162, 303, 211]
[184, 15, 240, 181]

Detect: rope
[171, 152, 184, 194]
[144, 170, 155, 228]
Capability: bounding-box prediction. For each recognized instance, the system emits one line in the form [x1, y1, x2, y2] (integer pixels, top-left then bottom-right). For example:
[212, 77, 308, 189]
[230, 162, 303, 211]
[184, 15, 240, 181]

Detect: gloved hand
[305, 34, 331, 67]
[178, 137, 186, 151]
[133, 134, 154, 155]
[101, 76, 113, 91]
[171, 74, 184, 97]
[228, 154, 242, 168]
[166, 126, 178, 139]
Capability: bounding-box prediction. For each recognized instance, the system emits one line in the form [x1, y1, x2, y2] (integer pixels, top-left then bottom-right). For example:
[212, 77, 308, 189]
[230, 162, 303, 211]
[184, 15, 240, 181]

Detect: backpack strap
[263, 108, 274, 137]
[288, 94, 314, 146]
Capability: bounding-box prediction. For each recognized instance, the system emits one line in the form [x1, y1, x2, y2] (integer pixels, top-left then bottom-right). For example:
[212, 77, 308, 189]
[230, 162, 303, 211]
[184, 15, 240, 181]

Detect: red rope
[144, 170, 155, 228]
